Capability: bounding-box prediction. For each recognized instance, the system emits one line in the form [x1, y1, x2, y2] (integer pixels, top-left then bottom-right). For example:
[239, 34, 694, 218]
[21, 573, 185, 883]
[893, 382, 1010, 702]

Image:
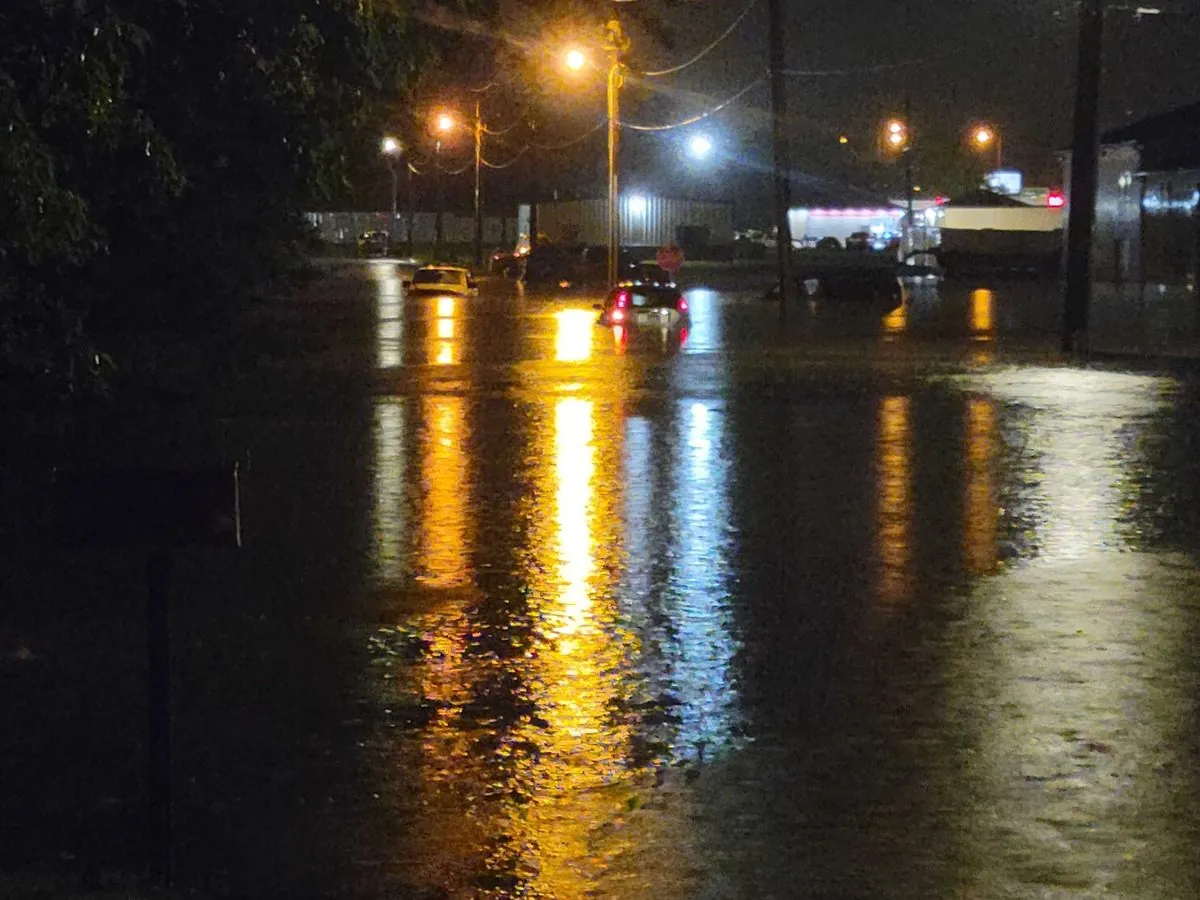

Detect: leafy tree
[0, 0, 458, 402]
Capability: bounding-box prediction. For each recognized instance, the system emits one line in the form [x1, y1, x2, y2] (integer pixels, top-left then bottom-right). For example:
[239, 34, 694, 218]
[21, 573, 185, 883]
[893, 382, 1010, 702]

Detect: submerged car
[357, 230, 389, 257]
[403, 265, 478, 296]
[595, 283, 689, 329]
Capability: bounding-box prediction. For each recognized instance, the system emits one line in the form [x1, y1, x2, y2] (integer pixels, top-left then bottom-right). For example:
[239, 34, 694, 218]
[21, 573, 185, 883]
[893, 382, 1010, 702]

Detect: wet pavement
[5, 263, 1200, 898]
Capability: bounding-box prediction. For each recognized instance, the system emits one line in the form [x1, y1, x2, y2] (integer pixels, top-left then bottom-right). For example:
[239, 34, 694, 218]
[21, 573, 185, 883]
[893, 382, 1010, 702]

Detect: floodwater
[5, 264, 1200, 898]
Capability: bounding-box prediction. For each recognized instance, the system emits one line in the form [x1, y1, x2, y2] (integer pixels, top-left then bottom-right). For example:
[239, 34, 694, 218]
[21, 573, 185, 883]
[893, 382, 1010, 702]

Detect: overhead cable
[529, 119, 606, 149]
[481, 146, 530, 169]
[636, 0, 760, 77]
[624, 78, 764, 132]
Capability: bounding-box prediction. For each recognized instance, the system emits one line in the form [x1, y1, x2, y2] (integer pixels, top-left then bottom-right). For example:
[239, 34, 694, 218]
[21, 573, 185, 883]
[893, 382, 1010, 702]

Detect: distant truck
[937, 228, 1062, 277]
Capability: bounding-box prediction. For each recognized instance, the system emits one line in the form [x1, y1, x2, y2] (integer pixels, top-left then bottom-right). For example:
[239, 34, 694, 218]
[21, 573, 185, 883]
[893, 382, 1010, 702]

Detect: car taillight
[615, 291, 630, 308]
[611, 308, 626, 323]
[677, 296, 689, 313]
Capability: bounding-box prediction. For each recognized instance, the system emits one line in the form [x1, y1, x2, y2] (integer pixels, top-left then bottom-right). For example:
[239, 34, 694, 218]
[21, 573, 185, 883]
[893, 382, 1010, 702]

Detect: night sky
[393, 0, 1200, 223]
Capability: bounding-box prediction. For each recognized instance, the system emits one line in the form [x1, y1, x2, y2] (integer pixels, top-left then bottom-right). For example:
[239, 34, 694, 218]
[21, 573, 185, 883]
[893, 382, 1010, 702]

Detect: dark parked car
[357, 230, 389, 257]
[798, 268, 904, 309]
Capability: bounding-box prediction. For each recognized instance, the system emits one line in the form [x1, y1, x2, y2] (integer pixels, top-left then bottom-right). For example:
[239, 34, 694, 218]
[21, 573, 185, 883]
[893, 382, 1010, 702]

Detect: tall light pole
[433, 112, 454, 260]
[605, 20, 629, 289]
[381, 137, 402, 254]
[767, 0, 793, 312]
[473, 100, 484, 270]
[1063, 0, 1104, 354]
[565, 29, 627, 289]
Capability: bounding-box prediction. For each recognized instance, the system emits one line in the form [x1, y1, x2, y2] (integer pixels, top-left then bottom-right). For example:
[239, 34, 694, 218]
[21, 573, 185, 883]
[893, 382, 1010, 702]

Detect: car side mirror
[467, 278, 477, 289]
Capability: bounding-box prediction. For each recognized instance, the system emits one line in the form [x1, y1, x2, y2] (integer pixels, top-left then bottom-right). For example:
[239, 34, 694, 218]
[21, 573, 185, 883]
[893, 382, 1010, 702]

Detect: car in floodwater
[402, 265, 478, 296]
[357, 230, 389, 257]
[595, 283, 689, 330]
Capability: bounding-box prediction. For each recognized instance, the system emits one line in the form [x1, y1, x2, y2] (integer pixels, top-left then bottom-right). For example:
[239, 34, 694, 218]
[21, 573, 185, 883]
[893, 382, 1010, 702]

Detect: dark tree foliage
[0, 0, 446, 401]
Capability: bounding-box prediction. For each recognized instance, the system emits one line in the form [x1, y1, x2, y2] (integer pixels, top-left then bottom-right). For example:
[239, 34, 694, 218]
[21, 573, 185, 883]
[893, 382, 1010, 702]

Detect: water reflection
[882, 301, 907, 336]
[668, 401, 739, 755]
[875, 395, 913, 607]
[679, 289, 720, 352]
[432, 295, 459, 366]
[969, 288, 995, 339]
[982, 368, 1169, 560]
[417, 394, 470, 587]
[554, 309, 595, 362]
[372, 399, 407, 584]
[371, 261, 404, 368]
[963, 396, 998, 576]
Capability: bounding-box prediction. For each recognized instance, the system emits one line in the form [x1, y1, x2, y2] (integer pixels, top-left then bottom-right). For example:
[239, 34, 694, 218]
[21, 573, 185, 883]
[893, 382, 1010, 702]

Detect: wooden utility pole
[1063, 0, 1104, 353]
[767, 0, 794, 313]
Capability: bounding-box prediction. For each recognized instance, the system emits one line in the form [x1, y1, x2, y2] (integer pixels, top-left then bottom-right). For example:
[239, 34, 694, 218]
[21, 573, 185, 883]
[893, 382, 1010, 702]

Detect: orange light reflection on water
[876, 395, 913, 608]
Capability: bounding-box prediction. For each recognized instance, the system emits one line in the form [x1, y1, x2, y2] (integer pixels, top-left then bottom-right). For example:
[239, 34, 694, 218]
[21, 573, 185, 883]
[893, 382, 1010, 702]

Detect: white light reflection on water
[371, 261, 404, 368]
[371, 399, 407, 584]
[669, 400, 739, 757]
[945, 366, 1197, 896]
[981, 367, 1170, 560]
[678, 289, 720, 352]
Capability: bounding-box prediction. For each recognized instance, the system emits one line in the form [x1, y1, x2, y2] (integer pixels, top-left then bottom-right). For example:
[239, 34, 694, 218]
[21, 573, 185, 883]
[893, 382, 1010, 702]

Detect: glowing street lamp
[885, 119, 908, 150]
[435, 112, 456, 134]
[380, 136, 404, 254]
[688, 134, 713, 159]
[563, 20, 629, 289]
[564, 47, 587, 72]
[971, 124, 1003, 169]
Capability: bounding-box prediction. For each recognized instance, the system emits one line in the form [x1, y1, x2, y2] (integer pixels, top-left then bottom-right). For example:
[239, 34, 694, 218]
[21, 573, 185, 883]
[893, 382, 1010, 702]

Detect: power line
[636, 0, 760, 77]
[624, 78, 764, 132]
[528, 119, 607, 149]
[481, 146, 530, 169]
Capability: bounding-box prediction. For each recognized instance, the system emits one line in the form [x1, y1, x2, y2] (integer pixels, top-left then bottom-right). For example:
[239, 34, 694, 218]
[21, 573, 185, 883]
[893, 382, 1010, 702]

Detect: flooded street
[5, 263, 1200, 898]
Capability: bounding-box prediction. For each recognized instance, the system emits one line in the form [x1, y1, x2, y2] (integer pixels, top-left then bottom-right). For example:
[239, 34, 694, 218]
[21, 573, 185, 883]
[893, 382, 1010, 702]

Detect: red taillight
[615, 291, 630, 308]
[1047, 190, 1066, 208]
[611, 308, 626, 323]
[677, 296, 689, 313]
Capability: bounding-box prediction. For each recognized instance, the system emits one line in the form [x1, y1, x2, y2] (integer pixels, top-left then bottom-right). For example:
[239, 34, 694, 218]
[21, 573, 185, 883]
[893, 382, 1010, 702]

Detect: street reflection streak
[672, 401, 738, 754]
[970, 288, 995, 339]
[963, 397, 997, 575]
[876, 396, 913, 607]
[882, 301, 907, 335]
[371, 399, 407, 583]
[554, 309, 595, 362]
[553, 398, 594, 645]
[432, 295, 458, 366]
[417, 395, 468, 587]
[373, 262, 404, 368]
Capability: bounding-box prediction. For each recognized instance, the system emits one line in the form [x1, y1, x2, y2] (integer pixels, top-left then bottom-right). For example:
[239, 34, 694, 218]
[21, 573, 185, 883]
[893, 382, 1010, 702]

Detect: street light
[564, 48, 587, 72]
[380, 136, 402, 255]
[971, 124, 1003, 169]
[688, 134, 714, 159]
[564, 19, 629, 289]
[435, 112, 455, 134]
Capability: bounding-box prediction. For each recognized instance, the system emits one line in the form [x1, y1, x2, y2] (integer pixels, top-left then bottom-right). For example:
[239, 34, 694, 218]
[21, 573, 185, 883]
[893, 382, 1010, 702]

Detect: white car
[403, 265, 477, 296]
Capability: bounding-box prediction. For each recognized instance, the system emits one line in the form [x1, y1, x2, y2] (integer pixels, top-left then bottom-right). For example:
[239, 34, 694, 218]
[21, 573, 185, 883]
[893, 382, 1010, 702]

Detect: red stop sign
[656, 244, 684, 274]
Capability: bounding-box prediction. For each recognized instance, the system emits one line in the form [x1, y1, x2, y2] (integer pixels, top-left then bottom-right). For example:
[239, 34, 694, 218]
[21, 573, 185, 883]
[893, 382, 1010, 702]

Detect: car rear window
[413, 270, 463, 286]
[626, 287, 680, 308]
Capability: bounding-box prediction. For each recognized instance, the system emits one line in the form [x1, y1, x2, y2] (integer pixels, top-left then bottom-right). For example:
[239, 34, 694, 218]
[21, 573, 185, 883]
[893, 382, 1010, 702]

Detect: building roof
[1101, 101, 1200, 170]
[945, 189, 1029, 208]
[789, 171, 897, 210]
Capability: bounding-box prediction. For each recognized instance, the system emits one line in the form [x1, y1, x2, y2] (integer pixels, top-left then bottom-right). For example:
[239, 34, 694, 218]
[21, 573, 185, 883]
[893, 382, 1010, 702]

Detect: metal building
[534, 196, 734, 250]
[1065, 101, 1200, 286]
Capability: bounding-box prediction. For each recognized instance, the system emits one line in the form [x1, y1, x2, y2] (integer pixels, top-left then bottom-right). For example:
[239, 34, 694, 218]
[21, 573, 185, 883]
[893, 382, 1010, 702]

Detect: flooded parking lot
[4, 263, 1200, 897]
